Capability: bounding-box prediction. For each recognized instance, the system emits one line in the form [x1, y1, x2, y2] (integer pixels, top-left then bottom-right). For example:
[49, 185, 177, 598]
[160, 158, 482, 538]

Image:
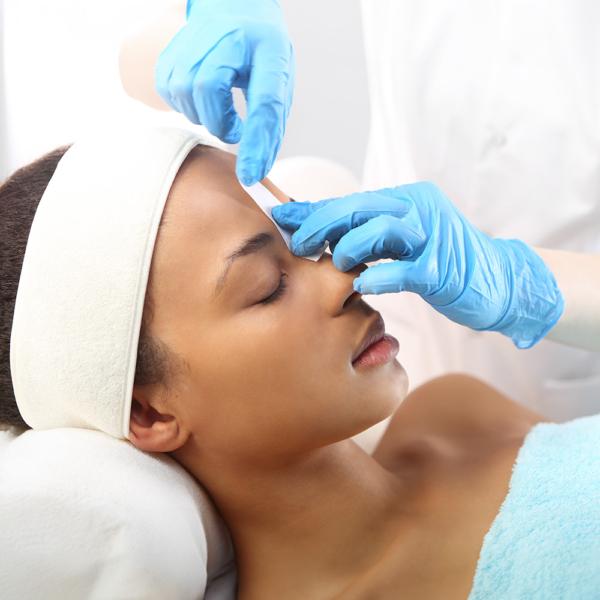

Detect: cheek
[178, 310, 409, 452]
[181, 311, 342, 416]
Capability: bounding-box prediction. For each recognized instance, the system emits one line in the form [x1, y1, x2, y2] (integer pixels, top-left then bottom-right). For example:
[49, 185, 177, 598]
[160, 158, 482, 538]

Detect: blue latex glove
[272, 182, 564, 349]
[155, 0, 294, 186]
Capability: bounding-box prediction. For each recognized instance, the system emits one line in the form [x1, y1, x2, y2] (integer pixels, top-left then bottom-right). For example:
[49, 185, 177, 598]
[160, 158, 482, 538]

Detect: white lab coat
[359, 0, 600, 423]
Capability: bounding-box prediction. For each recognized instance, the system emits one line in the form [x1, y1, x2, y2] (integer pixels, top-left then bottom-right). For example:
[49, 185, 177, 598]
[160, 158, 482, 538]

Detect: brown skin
[129, 146, 548, 599]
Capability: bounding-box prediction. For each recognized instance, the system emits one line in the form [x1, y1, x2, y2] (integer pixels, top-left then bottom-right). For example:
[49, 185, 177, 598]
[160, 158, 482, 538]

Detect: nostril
[351, 262, 368, 276]
[343, 290, 361, 309]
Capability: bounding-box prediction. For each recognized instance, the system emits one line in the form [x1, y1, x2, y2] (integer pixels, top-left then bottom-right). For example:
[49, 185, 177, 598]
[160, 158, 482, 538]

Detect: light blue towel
[468, 413, 600, 600]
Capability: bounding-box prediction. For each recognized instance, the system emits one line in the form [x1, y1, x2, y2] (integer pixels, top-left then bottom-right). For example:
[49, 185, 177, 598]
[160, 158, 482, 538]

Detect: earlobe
[128, 395, 189, 453]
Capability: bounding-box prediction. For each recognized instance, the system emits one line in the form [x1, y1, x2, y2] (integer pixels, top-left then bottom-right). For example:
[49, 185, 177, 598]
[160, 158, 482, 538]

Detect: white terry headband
[10, 125, 318, 440]
[10, 126, 203, 439]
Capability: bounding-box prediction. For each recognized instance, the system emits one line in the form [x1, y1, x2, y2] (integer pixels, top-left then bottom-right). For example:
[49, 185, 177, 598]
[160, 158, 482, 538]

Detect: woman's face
[138, 146, 408, 462]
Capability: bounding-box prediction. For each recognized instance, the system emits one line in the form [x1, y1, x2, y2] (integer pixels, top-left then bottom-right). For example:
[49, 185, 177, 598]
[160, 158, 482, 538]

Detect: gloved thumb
[354, 259, 439, 296]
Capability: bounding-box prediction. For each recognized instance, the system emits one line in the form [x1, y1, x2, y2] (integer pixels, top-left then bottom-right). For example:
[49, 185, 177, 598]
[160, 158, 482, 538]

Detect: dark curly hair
[0, 146, 178, 431]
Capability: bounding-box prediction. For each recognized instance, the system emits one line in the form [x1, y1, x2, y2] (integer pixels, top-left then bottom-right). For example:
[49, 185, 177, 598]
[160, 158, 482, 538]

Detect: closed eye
[260, 273, 288, 305]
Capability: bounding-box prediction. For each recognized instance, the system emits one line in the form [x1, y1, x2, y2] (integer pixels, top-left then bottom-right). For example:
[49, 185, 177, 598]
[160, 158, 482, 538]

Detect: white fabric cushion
[0, 428, 236, 599]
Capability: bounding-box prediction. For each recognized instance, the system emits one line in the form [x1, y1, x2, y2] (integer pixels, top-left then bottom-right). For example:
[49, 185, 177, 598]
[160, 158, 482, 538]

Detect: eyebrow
[214, 231, 276, 296]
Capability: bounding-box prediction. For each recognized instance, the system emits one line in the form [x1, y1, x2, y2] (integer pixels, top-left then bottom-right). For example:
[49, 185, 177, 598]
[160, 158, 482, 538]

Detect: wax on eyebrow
[241, 183, 327, 262]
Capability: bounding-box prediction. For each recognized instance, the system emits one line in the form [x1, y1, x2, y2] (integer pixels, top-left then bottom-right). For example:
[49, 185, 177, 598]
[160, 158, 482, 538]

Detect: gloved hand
[272, 182, 564, 349]
[155, 0, 294, 186]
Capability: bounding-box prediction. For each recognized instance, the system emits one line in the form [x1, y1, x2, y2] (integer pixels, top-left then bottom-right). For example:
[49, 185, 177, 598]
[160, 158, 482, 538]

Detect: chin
[358, 361, 409, 426]
[379, 360, 410, 411]
[394, 361, 410, 398]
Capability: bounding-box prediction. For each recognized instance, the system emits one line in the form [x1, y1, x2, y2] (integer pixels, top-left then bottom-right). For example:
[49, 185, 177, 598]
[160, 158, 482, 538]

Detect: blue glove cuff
[486, 239, 565, 349]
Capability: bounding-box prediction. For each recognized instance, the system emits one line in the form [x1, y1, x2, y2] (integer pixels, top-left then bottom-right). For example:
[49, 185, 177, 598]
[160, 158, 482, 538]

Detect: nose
[310, 251, 368, 315]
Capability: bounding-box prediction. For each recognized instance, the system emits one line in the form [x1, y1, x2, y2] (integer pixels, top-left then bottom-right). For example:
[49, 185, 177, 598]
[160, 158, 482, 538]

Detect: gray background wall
[277, 0, 369, 180]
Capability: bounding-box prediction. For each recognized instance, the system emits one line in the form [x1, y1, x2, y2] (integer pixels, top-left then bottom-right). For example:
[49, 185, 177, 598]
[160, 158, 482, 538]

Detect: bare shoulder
[372, 373, 545, 466]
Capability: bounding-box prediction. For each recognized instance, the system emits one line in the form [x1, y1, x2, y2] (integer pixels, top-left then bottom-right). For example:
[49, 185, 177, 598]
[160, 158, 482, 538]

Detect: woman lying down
[2, 126, 599, 600]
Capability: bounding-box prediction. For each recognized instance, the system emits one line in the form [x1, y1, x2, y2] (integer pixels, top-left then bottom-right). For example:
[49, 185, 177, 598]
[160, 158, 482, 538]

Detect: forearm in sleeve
[534, 247, 600, 352]
[118, 0, 186, 110]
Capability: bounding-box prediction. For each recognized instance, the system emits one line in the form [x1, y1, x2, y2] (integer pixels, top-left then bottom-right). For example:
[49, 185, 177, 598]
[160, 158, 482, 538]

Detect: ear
[128, 386, 190, 453]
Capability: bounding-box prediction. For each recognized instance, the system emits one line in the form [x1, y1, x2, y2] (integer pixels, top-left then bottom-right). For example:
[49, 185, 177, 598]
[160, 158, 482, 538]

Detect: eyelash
[260, 273, 288, 305]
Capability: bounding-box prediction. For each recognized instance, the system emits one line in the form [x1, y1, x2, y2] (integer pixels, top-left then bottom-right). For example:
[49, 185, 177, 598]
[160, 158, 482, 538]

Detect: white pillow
[0, 427, 236, 599]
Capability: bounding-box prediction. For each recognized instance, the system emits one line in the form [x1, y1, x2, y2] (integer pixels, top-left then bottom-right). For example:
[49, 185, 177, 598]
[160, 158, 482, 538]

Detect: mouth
[351, 313, 399, 369]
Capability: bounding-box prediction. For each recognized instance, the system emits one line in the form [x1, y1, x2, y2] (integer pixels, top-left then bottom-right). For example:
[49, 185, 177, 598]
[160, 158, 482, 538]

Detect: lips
[351, 314, 386, 364]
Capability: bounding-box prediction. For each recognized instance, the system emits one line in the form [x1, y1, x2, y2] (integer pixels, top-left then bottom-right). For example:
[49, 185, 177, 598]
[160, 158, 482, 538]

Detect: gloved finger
[353, 259, 439, 296]
[237, 41, 291, 185]
[164, 66, 201, 124]
[155, 32, 182, 108]
[155, 59, 175, 108]
[236, 69, 286, 184]
[331, 214, 427, 271]
[191, 43, 243, 143]
[290, 192, 413, 256]
[271, 198, 335, 230]
[282, 41, 296, 123]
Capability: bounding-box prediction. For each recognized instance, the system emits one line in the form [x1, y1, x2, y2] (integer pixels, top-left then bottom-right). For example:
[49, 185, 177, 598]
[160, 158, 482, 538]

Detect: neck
[173, 437, 407, 598]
